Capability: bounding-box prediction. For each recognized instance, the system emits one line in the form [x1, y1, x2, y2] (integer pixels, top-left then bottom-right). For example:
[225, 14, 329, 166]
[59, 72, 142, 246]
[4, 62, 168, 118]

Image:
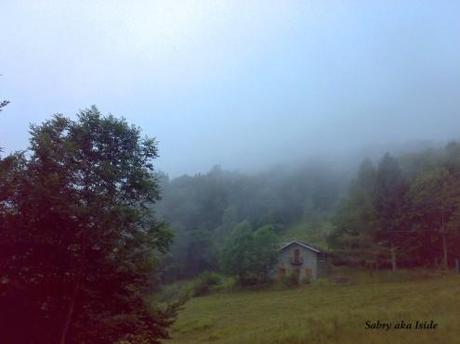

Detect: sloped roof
[279, 240, 321, 254]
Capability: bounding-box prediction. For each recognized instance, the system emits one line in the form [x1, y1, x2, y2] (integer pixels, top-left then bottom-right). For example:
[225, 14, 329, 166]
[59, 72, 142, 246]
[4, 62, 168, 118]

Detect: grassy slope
[166, 272, 460, 344]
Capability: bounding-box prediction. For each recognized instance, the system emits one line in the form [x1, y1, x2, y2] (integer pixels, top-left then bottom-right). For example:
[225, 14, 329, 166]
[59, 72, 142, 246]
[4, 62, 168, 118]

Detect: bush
[211, 275, 237, 292]
[191, 272, 222, 297]
[157, 272, 234, 304]
[156, 282, 192, 304]
[312, 278, 332, 287]
[302, 276, 312, 285]
[277, 271, 301, 288]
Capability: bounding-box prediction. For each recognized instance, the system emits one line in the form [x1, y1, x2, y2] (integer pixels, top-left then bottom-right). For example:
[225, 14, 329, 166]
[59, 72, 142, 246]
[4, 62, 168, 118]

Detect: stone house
[274, 240, 328, 282]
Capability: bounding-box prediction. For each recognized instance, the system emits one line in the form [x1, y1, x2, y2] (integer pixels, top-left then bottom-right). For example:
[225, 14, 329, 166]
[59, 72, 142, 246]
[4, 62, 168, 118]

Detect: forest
[155, 141, 460, 284]
[331, 145, 460, 270]
[3, 1, 460, 342]
[155, 161, 347, 281]
[2, 104, 460, 343]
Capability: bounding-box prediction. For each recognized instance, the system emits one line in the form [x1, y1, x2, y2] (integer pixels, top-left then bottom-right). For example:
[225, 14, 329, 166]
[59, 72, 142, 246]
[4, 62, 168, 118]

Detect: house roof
[279, 240, 322, 254]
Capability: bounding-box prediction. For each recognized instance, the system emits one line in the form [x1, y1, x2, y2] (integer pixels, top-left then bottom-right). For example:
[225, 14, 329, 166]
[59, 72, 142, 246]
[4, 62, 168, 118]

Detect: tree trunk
[390, 244, 397, 272]
[442, 231, 448, 269]
[441, 214, 448, 269]
[59, 276, 81, 344]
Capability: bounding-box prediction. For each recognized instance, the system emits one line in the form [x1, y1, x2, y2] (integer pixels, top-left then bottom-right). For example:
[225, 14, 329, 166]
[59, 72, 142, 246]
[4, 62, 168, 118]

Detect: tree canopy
[220, 221, 279, 285]
[331, 144, 460, 270]
[0, 107, 174, 343]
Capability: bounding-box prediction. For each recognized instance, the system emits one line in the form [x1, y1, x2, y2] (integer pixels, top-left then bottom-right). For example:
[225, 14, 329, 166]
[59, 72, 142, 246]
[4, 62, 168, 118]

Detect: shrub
[156, 282, 192, 304]
[277, 271, 301, 288]
[312, 278, 332, 287]
[191, 272, 222, 297]
[302, 276, 312, 285]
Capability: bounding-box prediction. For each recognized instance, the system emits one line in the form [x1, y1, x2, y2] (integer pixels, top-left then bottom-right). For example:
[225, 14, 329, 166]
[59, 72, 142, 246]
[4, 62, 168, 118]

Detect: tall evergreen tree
[330, 159, 382, 266]
[408, 167, 460, 268]
[373, 153, 408, 271]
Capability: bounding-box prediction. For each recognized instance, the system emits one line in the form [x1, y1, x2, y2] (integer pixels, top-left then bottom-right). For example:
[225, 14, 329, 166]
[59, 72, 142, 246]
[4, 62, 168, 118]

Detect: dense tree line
[0, 108, 176, 343]
[156, 163, 348, 281]
[331, 143, 460, 270]
[4, 99, 459, 344]
[158, 141, 460, 282]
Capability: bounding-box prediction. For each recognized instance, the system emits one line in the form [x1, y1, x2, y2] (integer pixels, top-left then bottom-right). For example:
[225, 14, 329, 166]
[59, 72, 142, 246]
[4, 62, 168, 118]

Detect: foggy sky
[2, 0, 460, 176]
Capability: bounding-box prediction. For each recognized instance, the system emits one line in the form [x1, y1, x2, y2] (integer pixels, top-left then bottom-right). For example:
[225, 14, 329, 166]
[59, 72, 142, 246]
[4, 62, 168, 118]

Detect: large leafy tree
[220, 221, 278, 285]
[0, 107, 174, 343]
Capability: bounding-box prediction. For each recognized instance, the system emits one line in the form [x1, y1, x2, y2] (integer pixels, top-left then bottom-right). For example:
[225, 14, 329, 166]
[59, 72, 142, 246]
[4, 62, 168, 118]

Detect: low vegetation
[167, 270, 460, 344]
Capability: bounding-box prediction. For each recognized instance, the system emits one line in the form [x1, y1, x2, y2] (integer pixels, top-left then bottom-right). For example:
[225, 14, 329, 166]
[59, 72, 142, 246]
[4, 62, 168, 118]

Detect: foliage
[156, 272, 230, 307]
[374, 154, 408, 260]
[331, 143, 460, 270]
[156, 163, 347, 281]
[0, 107, 174, 343]
[279, 271, 301, 288]
[220, 222, 279, 285]
[190, 272, 222, 297]
[329, 159, 382, 265]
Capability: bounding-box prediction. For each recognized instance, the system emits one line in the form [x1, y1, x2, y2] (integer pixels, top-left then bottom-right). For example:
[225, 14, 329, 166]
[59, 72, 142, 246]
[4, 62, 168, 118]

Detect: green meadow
[166, 271, 460, 344]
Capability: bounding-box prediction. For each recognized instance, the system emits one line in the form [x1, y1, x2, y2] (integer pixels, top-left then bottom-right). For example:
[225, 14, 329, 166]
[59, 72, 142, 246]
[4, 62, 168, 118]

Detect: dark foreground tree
[0, 107, 174, 343]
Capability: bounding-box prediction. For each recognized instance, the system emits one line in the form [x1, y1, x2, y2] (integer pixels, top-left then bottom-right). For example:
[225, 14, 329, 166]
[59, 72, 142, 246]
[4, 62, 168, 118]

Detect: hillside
[279, 220, 334, 250]
[166, 271, 460, 344]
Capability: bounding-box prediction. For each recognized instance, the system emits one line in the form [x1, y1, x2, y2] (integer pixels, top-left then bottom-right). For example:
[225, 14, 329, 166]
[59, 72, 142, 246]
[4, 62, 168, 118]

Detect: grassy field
[165, 271, 460, 344]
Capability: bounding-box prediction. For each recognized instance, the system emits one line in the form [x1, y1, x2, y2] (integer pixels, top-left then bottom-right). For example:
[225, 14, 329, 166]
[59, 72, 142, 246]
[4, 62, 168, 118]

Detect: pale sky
[1, 0, 460, 176]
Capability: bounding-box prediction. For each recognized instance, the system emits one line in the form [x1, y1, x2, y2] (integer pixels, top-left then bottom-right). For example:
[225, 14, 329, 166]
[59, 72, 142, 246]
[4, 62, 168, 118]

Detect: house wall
[274, 243, 319, 281]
